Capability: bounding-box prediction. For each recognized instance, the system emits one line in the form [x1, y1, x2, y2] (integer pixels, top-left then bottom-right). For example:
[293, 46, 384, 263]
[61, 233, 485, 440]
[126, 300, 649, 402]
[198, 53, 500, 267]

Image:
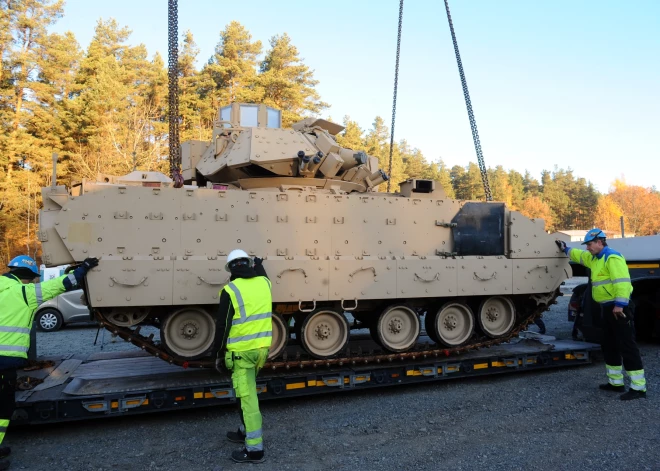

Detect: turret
[180, 103, 386, 193]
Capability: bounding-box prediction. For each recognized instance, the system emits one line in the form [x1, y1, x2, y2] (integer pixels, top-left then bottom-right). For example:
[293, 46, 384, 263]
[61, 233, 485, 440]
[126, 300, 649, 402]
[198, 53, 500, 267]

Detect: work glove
[73, 257, 99, 285]
[555, 240, 567, 252]
[253, 257, 263, 267]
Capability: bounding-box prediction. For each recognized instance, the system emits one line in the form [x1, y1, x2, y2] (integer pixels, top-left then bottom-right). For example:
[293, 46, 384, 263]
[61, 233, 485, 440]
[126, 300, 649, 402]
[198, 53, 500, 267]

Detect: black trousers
[1, 368, 17, 427]
[601, 304, 644, 371]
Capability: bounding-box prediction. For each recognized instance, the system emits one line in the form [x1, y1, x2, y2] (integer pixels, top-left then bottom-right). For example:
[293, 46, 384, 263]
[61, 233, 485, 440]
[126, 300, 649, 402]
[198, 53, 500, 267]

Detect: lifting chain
[387, 0, 404, 193]
[168, 0, 183, 188]
[444, 0, 492, 201]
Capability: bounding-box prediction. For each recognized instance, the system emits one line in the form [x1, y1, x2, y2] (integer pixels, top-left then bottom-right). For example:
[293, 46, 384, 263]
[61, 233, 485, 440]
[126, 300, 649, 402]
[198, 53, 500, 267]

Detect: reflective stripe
[607, 368, 622, 375]
[35, 283, 43, 304]
[246, 442, 264, 452]
[629, 384, 646, 391]
[227, 331, 272, 344]
[264, 278, 271, 290]
[0, 326, 30, 334]
[0, 344, 29, 353]
[232, 312, 272, 326]
[67, 273, 78, 287]
[228, 283, 247, 320]
[592, 278, 631, 287]
[629, 374, 645, 381]
[614, 297, 628, 304]
[608, 378, 624, 385]
[246, 428, 263, 440]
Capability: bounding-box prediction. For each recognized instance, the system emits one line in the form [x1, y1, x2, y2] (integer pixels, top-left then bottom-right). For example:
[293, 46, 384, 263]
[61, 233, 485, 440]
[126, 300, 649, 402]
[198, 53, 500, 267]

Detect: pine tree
[258, 33, 328, 126]
[201, 21, 262, 110]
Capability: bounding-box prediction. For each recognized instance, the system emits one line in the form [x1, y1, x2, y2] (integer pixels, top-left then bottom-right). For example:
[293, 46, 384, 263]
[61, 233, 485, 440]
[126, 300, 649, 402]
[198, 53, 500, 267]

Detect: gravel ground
[6, 277, 660, 471]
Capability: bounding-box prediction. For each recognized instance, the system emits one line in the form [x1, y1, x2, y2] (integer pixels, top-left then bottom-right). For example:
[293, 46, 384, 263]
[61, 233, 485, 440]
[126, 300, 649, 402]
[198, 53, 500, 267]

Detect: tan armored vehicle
[39, 103, 570, 367]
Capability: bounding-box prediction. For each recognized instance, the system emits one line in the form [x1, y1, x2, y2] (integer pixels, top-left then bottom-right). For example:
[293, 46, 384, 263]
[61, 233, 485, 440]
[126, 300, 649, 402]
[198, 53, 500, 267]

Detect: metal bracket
[298, 300, 316, 313]
[341, 299, 358, 311]
[277, 268, 308, 279]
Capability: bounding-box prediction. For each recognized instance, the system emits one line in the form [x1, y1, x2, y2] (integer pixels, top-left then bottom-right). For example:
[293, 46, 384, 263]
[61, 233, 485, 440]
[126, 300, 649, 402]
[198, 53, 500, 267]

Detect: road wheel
[373, 305, 420, 353]
[478, 296, 516, 338]
[299, 309, 349, 359]
[161, 308, 215, 359]
[268, 313, 289, 360]
[430, 302, 475, 347]
[36, 309, 63, 332]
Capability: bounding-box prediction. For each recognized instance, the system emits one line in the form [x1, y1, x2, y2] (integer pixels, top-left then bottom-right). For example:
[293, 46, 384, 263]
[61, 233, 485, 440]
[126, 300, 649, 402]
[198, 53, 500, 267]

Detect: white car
[34, 289, 93, 332]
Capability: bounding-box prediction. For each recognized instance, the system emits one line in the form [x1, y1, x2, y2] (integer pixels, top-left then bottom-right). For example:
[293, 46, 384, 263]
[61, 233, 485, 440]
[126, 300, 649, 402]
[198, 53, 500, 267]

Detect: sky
[49, 0, 660, 193]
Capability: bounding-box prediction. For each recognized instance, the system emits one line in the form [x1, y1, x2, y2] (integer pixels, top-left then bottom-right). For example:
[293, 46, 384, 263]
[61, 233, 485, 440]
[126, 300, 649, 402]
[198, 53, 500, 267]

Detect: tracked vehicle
[39, 103, 570, 368]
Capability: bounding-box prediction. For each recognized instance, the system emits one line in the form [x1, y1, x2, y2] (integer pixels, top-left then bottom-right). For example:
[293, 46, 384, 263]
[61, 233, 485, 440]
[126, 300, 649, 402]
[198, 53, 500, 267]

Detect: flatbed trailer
[12, 335, 599, 425]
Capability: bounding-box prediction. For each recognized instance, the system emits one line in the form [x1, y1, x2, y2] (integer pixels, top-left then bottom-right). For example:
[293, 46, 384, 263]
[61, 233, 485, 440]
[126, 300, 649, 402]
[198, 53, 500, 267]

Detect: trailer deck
[12, 333, 599, 425]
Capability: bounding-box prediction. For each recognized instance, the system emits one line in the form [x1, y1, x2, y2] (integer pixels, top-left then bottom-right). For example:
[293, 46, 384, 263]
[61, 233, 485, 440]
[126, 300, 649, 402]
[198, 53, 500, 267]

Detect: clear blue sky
[50, 0, 660, 193]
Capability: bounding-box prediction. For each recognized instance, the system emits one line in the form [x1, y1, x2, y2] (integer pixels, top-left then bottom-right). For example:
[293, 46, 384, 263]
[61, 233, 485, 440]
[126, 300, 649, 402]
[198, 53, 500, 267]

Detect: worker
[0, 256, 99, 470]
[214, 249, 272, 464]
[556, 229, 646, 400]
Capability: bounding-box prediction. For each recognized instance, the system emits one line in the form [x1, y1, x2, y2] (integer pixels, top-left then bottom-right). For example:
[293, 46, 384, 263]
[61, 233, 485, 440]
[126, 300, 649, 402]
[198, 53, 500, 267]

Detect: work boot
[0, 447, 9, 459]
[0, 459, 10, 471]
[231, 448, 265, 464]
[226, 429, 246, 444]
[599, 383, 625, 392]
[620, 389, 647, 401]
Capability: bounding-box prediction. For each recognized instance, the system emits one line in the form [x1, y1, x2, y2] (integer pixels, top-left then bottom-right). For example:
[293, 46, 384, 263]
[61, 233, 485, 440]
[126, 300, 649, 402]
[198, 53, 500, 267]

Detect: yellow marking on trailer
[204, 392, 214, 399]
[344, 378, 350, 384]
[124, 399, 148, 407]
[307, 380, 317, 387]
[193, 392, 203, 399]
[86, 403, 105, 410]
[492, 361, 505, 367]
[286, 382, 306, 390]
[628, 263, 659, 269]
[406, 370, 421, 376]
[175, 396, 185, 402]
[446, 366, 458, 372]
[354, 376, 369, 382]
[324, 379, 340, 386]
[565, 354, 576, 360]
[474, 363, 489, 370]
[111, 401, 119, 409]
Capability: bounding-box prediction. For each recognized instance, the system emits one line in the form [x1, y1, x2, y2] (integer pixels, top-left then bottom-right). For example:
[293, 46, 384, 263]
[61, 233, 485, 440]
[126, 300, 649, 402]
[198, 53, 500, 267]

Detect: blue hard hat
[581, 228, 606, 245]
[7, 255, 40, 276]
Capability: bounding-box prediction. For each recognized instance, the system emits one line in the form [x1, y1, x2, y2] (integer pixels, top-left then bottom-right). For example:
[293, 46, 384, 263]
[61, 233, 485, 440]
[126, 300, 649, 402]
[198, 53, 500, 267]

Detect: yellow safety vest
[0, 273, 69, 358]
[568, 247, 633, 306]
[223, 276, 273, 352]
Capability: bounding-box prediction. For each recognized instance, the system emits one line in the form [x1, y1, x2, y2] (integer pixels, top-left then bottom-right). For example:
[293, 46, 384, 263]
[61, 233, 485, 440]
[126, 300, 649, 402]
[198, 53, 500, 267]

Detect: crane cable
[387, 0, 404, 193]
[443, 0, 492, 201]
[168, 0, 183, 188]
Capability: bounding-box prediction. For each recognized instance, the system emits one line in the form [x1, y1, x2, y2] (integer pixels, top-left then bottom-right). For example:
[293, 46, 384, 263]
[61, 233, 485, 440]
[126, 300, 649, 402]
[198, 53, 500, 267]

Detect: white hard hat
[225, 249, 252, 272]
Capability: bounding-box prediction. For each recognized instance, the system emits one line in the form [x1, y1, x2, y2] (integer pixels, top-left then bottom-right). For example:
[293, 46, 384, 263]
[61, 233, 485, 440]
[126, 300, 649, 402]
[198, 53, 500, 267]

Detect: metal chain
[168, 0, 183, 187]
[387, 0, 404, 193]
[443, 0, 492, 201]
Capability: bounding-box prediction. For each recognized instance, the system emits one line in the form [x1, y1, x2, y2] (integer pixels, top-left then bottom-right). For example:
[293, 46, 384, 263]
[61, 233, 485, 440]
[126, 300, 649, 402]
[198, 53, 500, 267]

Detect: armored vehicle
[39, 103, 570, 367]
